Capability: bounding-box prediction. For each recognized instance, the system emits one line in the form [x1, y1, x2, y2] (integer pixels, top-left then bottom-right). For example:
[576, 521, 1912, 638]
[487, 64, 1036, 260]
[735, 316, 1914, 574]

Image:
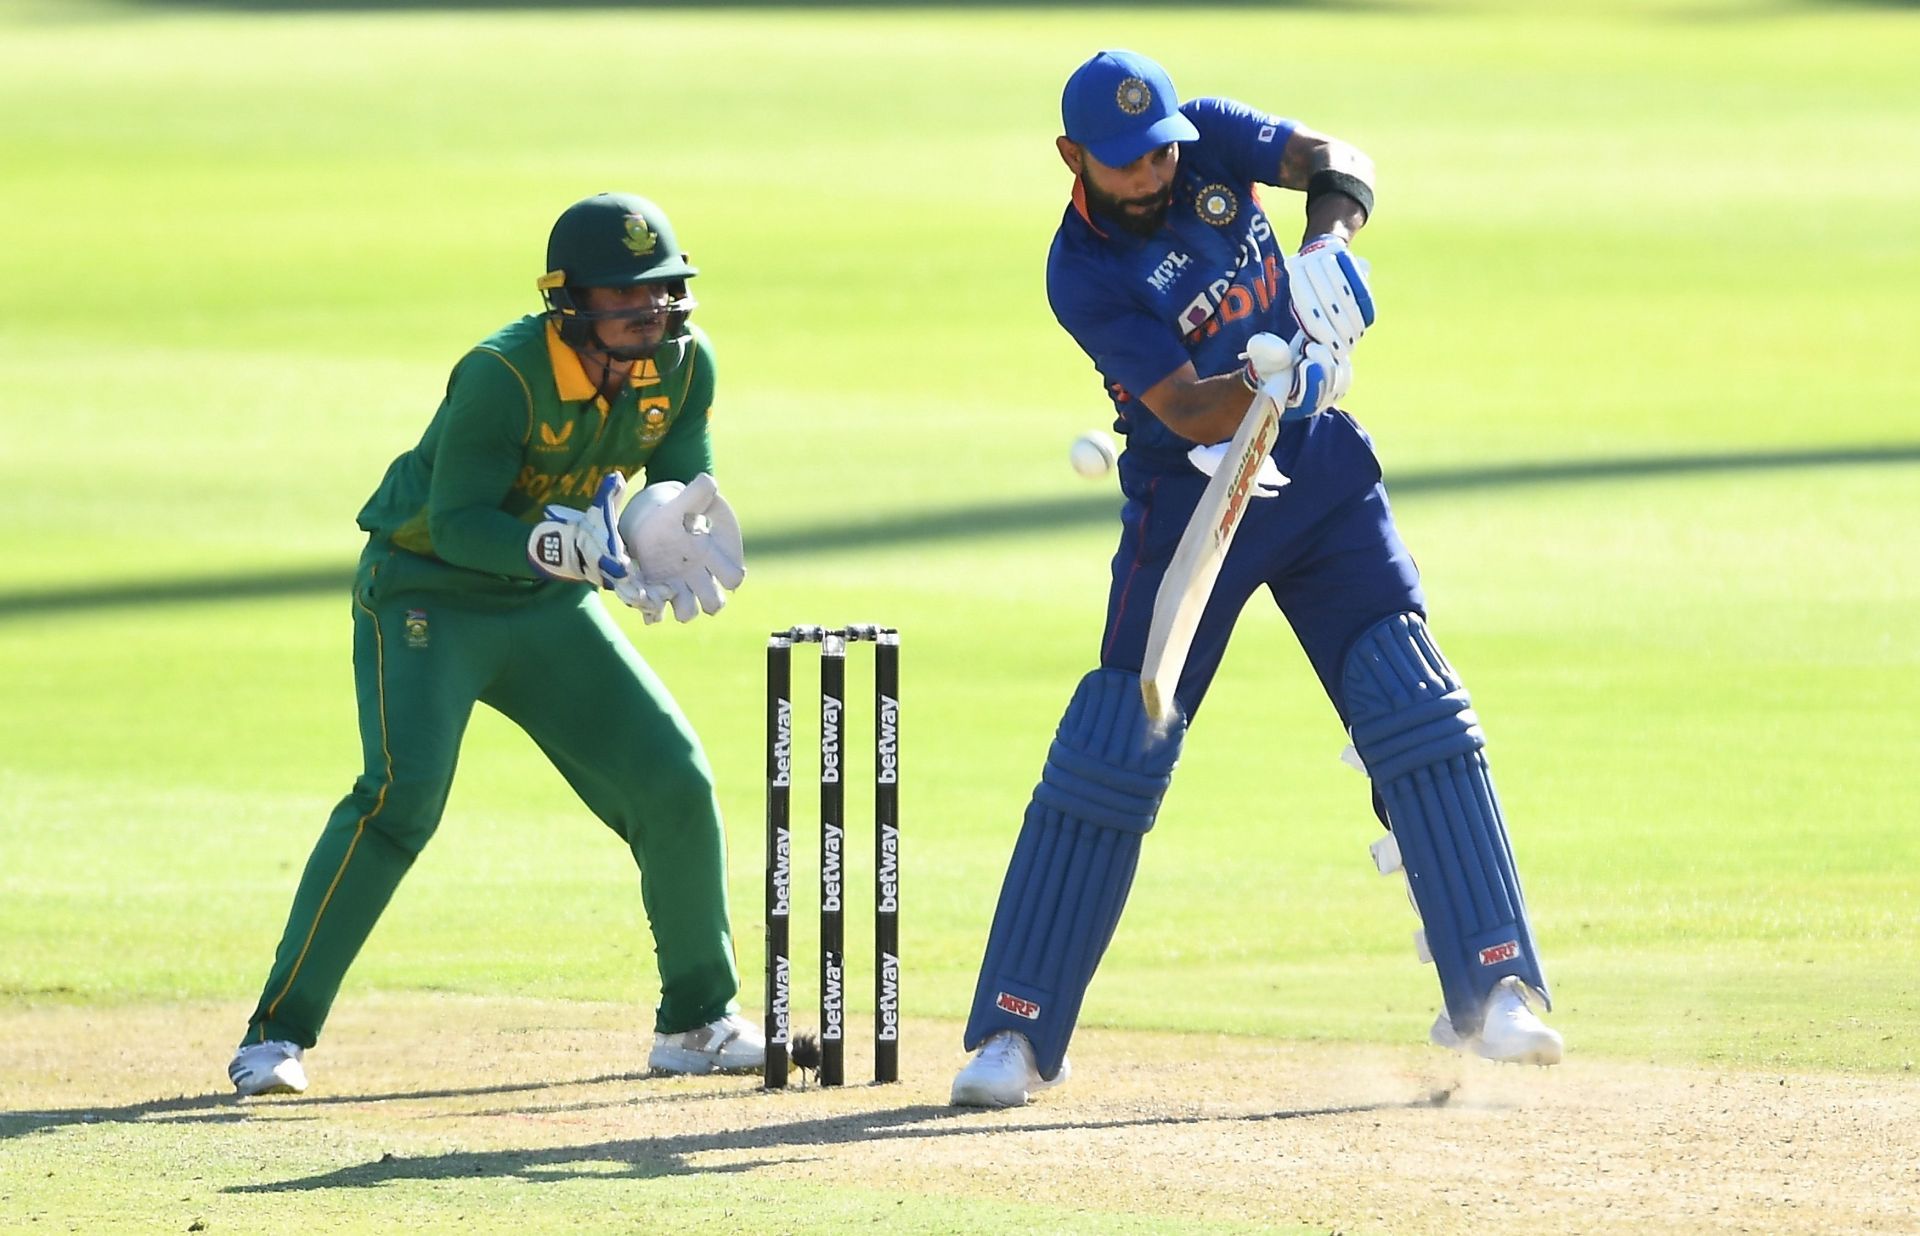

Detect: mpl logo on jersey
[1479, 940, 1521, 966]
[996, 992, 1040, 1020]
[1145, 248, 1192, 294]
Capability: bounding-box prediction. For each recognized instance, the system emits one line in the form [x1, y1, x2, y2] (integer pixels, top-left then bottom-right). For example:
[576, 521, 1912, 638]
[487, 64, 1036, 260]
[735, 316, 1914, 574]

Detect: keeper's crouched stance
[951, 52, 1559, 1107]
[229, 193, 758, 1098]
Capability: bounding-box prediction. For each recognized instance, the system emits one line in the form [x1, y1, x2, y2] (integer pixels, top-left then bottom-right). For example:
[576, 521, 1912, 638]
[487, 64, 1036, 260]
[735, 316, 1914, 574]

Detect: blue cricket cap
[1061, 50, 1200, 168]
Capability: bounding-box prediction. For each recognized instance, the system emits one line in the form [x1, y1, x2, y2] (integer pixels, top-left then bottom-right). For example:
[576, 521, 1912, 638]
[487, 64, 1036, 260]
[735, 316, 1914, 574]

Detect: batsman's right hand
[1239, 330, 1302, 392]
[1277, 341, 1352, 422]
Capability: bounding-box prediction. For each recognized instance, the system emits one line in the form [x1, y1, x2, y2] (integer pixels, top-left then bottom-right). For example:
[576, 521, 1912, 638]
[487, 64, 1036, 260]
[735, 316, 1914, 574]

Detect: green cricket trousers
[243, 543, 740, 1047]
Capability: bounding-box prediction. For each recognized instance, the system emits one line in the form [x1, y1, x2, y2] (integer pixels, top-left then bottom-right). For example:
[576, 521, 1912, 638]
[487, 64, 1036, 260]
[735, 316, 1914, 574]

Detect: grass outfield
[2, 1, 1918, 1231]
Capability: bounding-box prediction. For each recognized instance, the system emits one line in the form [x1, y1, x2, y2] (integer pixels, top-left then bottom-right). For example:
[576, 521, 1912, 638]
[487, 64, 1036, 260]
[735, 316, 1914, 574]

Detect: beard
[1080, 169, 1173, 238]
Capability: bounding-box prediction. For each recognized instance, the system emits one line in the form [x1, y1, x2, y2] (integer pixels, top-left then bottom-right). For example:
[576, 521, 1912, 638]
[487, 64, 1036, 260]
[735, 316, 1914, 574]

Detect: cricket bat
[1139, 386, 1285, 729]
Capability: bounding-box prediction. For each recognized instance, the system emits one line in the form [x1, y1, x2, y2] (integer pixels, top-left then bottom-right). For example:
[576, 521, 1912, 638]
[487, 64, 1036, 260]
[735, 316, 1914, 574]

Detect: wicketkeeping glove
[617, 473, 747, 624]
[1286, 234, 1375, 361]
[527, 472, 657, 615]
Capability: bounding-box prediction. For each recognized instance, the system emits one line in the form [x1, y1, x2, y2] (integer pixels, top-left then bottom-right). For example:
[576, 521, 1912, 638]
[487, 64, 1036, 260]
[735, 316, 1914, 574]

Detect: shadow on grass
[223, 1097, 1422, 1189]
[0, 1069, 742, 1141]
[115, 0, 1369, 9]
[2, 442, 1915, 622]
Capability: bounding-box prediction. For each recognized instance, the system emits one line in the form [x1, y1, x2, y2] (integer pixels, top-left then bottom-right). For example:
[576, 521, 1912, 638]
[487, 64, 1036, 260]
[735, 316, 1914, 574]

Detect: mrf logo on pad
[995, 992, 1040, 1020]
[1479, 940, 1520, 966]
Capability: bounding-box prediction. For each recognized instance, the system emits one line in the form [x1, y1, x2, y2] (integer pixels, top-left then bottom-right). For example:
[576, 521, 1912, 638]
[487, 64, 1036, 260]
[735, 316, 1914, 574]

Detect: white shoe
[950, 1031, 1069, 1107]
[229, 1040, 308, 1097]
[649, 1012, 765, 1075]
[1430, 976, 1563, 1065]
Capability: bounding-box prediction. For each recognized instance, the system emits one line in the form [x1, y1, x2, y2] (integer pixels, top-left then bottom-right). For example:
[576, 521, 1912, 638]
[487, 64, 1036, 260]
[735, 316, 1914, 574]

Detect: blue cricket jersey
[1047, 96, 1382, 502]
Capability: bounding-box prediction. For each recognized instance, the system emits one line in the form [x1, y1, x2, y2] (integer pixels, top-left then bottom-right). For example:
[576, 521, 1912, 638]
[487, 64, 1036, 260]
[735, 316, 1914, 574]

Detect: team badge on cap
[622, 215, 658, 256]
[1195, 183, 1239, 226]
[1115, 76, 1152, 115]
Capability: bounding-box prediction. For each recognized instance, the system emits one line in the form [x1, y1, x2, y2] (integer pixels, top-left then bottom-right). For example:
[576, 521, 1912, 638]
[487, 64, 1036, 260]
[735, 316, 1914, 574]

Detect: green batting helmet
[538, 192, 699, 364]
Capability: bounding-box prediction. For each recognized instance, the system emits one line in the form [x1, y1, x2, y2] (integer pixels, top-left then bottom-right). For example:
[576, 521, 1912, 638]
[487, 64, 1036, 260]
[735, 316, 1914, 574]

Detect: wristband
[1306, 169, 1374, 221]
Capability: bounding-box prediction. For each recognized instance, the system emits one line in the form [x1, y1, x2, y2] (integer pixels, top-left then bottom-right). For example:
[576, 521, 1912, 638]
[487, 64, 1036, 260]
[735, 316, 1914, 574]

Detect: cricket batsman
[950, 51, 1562, 1106]
[228, 192, 762, 1096]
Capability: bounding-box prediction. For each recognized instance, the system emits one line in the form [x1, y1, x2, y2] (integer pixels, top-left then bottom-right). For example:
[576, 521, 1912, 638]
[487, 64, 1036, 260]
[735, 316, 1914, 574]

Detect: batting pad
[964, 669, 1185, 1078]
[1343, 613, 1549, 1031]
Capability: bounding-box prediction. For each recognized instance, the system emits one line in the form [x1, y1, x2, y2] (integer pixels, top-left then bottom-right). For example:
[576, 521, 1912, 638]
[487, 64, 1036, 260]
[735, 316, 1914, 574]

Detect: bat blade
[1140, 389, 1282, 729]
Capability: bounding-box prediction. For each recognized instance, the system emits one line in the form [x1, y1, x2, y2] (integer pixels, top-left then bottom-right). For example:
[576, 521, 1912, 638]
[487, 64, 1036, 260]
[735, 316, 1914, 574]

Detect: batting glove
[1286, 234, 1375, 361]
[1239, 331, 1304, 392]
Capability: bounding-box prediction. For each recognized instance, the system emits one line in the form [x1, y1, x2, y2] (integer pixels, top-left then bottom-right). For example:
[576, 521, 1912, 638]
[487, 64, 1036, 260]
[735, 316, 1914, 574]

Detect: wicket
[765, 624, 900, 1088]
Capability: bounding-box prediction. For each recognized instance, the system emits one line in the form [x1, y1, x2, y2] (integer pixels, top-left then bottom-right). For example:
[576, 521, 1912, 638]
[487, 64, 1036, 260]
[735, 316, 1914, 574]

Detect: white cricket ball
[1069, 430, 1118, 479]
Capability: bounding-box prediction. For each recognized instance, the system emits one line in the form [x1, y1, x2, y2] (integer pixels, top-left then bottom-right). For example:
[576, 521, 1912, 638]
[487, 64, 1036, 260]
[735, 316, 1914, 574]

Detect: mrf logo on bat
[1214, 416, 1280, 542]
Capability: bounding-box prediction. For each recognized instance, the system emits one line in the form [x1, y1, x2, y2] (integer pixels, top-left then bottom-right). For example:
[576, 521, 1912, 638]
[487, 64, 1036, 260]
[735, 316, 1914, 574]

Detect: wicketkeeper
[951, 51, 1562, 1106]
[229, 192, 761, 1097]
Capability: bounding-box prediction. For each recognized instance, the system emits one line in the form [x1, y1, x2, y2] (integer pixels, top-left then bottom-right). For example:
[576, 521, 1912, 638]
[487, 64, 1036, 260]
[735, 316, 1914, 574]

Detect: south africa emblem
[622, 215, 658, 256]
[1195, 184, 1238, 226]
[404, 609, 429, 650]
[1115, 77, 1151, 116]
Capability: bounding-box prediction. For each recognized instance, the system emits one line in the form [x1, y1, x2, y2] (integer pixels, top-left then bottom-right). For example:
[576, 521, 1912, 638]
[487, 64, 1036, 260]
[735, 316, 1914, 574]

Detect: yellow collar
[545, 321, 598, 402]
[545, 321, 664, 402]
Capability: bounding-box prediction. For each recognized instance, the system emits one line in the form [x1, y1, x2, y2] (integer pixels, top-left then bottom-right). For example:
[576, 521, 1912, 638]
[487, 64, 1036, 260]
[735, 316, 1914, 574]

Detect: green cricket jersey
[358, 315, 717, 582]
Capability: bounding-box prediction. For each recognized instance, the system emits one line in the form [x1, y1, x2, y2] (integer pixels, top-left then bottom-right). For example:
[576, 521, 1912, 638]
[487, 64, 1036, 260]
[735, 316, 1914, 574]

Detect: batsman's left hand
[1286, 234, 1375, 361]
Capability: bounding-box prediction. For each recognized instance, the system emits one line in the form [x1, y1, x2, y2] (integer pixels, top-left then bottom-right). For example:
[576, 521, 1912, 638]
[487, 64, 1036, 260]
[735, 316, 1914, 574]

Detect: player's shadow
[224, 1097, 1423, 1190]
[121, 0, 1360, 10]
[0, 1071, 695, 1142]
[3, 442, 1915, 622]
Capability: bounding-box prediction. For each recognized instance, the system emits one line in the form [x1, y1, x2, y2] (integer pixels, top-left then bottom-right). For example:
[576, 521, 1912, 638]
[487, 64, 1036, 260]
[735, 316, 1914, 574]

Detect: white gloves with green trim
[617, 473, 747, 624]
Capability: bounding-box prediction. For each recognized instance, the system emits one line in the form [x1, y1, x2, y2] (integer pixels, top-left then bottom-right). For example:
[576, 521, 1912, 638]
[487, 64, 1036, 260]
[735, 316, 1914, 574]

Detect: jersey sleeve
[423, 348, 544, 579]
[1047, 240, 1191, 401]
[644, 329, 718, 484]
[1183, 97, 1296, 188]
